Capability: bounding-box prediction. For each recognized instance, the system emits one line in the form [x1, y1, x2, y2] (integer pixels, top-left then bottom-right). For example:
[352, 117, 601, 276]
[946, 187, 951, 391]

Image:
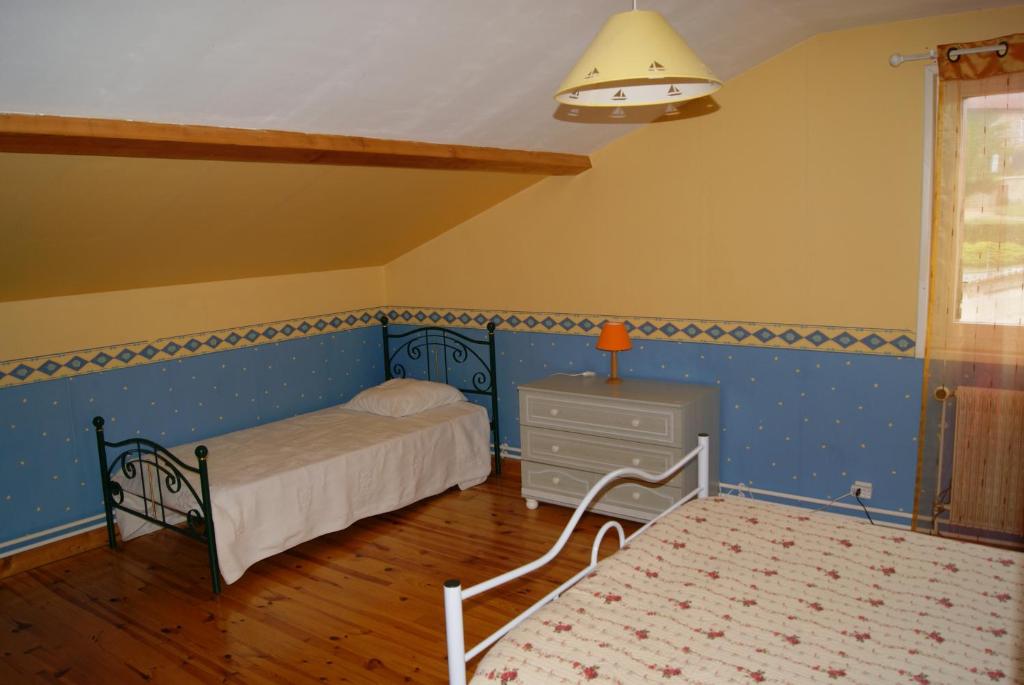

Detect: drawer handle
[549, 408, 560, 417]
[631, 457, 641, 466]
[551, 445, 560, 453]
[551, 476, 560, 485]
[632, 491, 641, 500]
[630, 418, 641, 427]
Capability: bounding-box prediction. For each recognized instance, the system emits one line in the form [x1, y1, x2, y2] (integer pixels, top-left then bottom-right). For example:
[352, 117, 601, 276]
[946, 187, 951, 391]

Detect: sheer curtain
[914, 34, 1024, 544]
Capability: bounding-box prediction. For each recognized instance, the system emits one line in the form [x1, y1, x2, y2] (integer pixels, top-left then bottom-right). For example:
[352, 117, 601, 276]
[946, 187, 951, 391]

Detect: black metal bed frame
[92, 417, 222, 593]
[92, 319, 500, 593]
[380, 316, 501, 475]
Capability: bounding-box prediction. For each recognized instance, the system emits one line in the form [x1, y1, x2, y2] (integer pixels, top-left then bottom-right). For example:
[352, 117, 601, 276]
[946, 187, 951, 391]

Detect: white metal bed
[442, 434, 711, 685]
[443, 433, 1023, 684]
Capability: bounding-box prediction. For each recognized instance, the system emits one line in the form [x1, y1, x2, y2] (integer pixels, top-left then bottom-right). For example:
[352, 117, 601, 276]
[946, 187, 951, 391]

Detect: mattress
[473, 496, 1022, 684]
[115, 401, 491, 583]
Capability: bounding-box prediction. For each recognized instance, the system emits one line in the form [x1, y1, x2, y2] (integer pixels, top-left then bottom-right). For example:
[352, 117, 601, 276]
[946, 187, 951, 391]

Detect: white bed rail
[443, 433, 710, 684]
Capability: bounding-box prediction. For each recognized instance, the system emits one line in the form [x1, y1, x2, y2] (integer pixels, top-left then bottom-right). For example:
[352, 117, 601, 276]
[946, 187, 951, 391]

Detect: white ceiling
[0, 0, 1018, 154]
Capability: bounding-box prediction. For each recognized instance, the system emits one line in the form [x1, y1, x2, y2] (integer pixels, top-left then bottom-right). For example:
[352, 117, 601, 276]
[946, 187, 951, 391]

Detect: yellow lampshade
[596, 322, 632, 352]
[555, 9, 721, 108]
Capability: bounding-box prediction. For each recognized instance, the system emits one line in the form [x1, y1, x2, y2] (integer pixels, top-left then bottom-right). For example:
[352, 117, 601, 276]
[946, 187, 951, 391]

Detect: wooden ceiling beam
[0, 113, 591, 176]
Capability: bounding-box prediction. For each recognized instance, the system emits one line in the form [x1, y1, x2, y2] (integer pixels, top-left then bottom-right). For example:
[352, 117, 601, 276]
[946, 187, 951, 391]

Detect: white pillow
[343, 378, 466, 417]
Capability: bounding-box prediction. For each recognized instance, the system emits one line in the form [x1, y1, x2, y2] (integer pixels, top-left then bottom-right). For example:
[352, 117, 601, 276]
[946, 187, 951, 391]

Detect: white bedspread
[115, 401, 491, 583]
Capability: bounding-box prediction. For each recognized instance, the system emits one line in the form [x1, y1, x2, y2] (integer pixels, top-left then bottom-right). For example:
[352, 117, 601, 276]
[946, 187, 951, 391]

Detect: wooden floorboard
[0, 461, 636, 684]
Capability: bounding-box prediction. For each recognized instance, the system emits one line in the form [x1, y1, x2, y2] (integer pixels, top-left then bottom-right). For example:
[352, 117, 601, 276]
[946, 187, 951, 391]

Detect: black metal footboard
[92, 416, 221, 593]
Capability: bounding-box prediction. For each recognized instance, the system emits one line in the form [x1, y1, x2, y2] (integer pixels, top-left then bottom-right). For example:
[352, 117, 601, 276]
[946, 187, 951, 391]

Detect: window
[925, 71, 1024, 361]
[956, 90, 1024, 327]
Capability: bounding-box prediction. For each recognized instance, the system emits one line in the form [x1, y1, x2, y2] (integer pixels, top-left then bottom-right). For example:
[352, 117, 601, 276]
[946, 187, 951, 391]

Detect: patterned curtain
[914, 34, 1024, 543]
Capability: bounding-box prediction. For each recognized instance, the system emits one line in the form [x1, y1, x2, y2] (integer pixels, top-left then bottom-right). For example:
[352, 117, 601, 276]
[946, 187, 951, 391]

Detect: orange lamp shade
[596, 322, 632, 351]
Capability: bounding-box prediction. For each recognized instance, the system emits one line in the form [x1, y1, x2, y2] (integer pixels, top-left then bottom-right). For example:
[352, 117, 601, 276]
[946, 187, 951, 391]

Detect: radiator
[948, 386, 1024, 536]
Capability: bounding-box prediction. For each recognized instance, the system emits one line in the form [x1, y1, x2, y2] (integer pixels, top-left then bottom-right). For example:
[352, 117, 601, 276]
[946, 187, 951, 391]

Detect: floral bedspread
[472, 496, 1022, 684]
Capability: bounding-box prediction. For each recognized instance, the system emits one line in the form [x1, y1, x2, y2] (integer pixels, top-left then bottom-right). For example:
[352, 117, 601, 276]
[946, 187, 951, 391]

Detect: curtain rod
[889, 41, 1008, 67]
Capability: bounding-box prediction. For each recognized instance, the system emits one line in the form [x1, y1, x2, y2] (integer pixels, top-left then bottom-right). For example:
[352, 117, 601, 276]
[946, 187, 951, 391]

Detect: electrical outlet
[851, 481, 873, 500]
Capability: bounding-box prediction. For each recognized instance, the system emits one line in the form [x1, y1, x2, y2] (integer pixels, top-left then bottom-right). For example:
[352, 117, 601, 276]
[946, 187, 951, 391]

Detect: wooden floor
[1, 461, 635, 684]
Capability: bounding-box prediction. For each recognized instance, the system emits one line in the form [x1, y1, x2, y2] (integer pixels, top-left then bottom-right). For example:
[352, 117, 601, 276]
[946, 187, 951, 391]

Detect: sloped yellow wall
[0, 152, 540, 303]
[386, 6, 1024, 331]
[0, 266, 384, 361]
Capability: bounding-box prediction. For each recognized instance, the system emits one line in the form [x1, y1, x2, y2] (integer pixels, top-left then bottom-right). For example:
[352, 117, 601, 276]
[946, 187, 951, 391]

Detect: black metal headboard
[380, 317, 501, 475]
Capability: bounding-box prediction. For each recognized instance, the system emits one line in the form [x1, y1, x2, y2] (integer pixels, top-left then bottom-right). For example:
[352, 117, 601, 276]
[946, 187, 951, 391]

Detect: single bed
[93, 319, 501, 592]
[444, 439, 1023, 684]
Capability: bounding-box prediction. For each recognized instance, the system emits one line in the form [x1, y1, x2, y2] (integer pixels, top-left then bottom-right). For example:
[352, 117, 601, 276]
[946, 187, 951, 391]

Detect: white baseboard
[719, 481, 911, 527]
[0, 514, 107, 558]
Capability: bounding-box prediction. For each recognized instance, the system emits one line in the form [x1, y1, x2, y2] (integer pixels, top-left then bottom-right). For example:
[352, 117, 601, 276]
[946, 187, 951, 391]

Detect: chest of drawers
[518, 374, 719, 521]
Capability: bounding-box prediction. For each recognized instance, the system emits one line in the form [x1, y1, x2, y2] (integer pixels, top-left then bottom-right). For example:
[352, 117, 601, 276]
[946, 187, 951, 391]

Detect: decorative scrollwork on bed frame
[92, 416, 222, 593]
[380, 316, 501, 475]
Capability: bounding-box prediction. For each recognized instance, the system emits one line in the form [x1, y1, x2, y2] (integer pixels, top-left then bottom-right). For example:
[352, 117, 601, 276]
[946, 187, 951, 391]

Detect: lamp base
[606, 351, 622, 384]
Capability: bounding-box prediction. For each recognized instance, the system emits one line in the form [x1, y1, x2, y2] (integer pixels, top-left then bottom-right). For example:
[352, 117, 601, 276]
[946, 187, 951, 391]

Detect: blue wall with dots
[3, 323, 924, 557]
[0, 328, 382, 555]
[489, 331, 923, 519]
[386, 324, 923, 517]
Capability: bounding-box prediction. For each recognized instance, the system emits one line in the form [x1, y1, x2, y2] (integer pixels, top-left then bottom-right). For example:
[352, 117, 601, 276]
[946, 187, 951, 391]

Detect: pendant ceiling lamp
[555, 2, 721, 111]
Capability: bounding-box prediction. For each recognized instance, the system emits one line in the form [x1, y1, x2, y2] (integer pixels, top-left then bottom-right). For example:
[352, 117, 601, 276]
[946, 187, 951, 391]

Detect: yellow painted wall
[386, 7, 1024, 331]
[0, 266, 384, 361]
[7, 7, 1022, 364]
[0, 152, 540, 303]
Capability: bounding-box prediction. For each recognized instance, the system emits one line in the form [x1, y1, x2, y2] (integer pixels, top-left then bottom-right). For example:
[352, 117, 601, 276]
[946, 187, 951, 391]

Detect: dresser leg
[525, 498, 539, 510]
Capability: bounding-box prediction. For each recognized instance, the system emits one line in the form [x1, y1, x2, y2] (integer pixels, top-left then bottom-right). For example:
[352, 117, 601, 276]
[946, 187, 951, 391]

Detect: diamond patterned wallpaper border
[0, 306, 915, 388]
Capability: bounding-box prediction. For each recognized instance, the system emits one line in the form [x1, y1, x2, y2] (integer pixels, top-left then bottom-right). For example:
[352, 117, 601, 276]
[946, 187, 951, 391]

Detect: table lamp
[596, 322, 632, 384]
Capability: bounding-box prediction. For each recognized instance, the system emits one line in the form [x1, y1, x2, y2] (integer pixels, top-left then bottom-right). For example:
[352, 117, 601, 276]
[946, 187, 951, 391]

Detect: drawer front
[521, 462, 595, 499]
[521, 462, 682, 517]
[520, 391, 681, 447]
[601, 480, 682, 515]
[522, 426, 683, 475]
